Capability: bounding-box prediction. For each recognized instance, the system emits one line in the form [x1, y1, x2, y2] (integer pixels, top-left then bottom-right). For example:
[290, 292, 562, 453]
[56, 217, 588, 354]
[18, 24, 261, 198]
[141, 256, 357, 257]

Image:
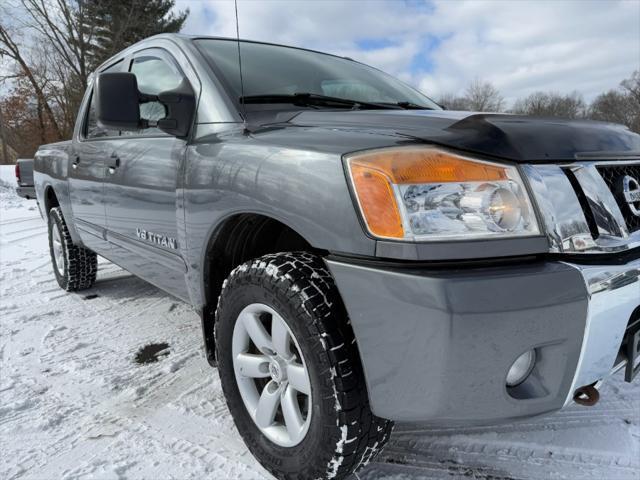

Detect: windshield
[194, 39, 441, 110]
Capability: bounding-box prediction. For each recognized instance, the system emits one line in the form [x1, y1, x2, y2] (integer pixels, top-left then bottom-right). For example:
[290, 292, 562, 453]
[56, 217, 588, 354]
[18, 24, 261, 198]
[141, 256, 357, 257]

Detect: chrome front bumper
[563, 257, 640, 404]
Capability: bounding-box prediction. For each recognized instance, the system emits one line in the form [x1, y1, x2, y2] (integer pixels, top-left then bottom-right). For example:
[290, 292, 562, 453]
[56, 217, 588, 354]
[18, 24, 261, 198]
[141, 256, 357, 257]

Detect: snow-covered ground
[0, 164, 638, 480]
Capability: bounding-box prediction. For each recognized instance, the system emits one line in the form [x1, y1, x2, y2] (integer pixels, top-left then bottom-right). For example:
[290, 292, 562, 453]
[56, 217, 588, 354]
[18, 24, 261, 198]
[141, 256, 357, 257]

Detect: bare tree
[0, 104, 10, 164]
[435, 79, 504, 112]
[464, 78, 504, 112]
[590, 91, 635, 126]
[621, 70, 640, 105]
[20, 0, 95, 92]
[0, 0, 189, 156]
[589, 71, 640, 133]
[0, 22, 64, 138]
[512, 91, 586, 119]
[437, 93, 469, 111]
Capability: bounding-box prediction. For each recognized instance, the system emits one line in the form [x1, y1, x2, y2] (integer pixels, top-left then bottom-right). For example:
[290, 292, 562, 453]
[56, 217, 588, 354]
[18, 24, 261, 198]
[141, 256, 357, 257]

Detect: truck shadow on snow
[79, 268, 178, 366]
[83, 266, 168, 304]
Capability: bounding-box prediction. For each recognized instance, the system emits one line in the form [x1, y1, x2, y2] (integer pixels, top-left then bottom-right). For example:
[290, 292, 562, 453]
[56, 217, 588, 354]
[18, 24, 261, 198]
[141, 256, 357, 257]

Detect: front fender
[182, 135, 374, 307]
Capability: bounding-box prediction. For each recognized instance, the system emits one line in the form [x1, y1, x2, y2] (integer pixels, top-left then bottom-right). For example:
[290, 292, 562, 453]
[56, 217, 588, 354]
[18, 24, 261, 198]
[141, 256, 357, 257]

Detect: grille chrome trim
[570, 165, 628, 238]
[524, 160, 640, 254]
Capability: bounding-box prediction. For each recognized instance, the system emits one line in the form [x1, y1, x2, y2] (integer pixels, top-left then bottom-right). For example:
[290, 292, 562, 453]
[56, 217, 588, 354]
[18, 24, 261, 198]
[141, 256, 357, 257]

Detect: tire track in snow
[0, 216, 42, 226]
[1, 223, 46, 236]
[395, 407, 639, 436]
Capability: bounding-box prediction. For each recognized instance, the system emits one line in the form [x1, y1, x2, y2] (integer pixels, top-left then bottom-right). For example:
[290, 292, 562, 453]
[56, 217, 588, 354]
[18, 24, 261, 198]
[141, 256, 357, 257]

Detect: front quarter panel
[183, 128, 375, 308]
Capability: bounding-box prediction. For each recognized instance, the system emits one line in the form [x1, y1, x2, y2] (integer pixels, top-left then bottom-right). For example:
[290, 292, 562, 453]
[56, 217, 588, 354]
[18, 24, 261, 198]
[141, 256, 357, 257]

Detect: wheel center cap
[269, 360, 286, 383]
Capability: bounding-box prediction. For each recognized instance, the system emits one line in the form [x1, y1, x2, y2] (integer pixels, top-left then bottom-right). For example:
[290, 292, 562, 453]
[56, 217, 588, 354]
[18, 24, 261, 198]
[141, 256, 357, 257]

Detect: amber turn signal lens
[350, 164, 404, 238]
[349, 148, 508, 184]
[347, 147, 510, 239]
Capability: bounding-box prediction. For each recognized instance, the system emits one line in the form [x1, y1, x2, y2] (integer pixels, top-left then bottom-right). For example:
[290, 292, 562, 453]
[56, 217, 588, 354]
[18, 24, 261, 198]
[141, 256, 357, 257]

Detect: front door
[103, 48, 190, 300]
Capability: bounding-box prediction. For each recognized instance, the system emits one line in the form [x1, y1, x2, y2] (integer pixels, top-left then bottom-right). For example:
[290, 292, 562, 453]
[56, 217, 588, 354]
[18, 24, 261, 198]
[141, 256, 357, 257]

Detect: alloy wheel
[232, 303, 312, 447]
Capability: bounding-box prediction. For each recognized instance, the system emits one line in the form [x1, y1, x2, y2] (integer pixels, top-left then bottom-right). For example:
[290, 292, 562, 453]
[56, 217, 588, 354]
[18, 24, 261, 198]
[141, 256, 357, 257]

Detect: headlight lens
[347, 147, 540, 240]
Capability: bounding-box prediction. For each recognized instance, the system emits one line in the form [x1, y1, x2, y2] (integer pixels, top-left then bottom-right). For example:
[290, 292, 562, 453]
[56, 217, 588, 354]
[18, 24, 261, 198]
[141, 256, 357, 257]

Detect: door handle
[72, 156, 80, 169]
[107, 153, 120, 173]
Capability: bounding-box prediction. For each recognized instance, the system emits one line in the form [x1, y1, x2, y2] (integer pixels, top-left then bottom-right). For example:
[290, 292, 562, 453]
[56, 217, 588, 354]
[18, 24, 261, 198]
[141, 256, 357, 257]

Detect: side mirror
[95, 72, 195, 138]
[95, 73, 141, 131]
[156, 80, 196, 138]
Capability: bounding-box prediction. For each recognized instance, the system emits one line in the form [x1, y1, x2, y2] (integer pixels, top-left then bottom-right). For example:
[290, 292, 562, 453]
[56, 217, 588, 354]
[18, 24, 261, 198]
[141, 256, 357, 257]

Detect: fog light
[506, 350, 536, 387]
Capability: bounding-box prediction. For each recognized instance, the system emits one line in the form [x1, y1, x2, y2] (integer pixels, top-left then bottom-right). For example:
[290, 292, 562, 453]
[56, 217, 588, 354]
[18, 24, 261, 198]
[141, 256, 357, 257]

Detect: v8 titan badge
[136, 228, 178, 249]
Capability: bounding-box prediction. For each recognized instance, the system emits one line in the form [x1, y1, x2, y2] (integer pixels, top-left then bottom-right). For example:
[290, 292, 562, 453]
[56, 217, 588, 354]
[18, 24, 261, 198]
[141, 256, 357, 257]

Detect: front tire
[48, 207, 97, 291]
[215, 252, 392, 480]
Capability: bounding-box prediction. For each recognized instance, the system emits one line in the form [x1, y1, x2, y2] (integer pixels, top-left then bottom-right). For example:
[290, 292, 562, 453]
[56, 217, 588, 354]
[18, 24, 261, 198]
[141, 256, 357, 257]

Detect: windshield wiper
[383, 101, 435, 110]
[239, 93, 398, 110]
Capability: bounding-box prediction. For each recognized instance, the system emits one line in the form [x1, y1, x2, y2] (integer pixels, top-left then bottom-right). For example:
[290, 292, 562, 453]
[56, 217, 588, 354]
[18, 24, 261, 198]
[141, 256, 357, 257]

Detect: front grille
[597, 164, 640, 233]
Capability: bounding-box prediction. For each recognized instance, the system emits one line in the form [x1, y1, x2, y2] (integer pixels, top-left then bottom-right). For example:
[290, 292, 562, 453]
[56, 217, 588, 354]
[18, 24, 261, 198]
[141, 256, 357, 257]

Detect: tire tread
[49, 207, 97, 291]
[216, 252, 392, 479]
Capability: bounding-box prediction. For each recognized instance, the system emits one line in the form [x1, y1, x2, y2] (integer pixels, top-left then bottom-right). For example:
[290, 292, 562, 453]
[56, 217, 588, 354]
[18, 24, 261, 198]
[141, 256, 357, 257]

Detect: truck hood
[286, 110, 640, 162]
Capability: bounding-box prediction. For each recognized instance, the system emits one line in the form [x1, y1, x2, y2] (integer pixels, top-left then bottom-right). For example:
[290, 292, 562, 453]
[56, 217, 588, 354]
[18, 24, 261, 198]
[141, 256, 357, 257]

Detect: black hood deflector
[287, 110, 640, 163]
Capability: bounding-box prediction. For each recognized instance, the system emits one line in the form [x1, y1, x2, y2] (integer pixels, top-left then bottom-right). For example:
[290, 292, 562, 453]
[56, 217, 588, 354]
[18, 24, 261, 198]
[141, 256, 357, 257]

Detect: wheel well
[204, 213, 321, 308]
[44, 186, 60, 213]
[200, 213, 323, 365]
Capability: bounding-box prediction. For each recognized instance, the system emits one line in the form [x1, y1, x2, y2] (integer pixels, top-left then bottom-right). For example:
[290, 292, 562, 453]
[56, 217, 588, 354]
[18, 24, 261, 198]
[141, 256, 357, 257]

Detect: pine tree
[85, 0, 189, 70]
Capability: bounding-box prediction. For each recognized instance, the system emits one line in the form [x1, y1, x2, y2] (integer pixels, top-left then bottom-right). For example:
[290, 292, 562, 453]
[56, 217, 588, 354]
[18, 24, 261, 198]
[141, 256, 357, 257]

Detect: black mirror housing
[95, 72, 195, 138]
[157, 80, 196, 138]
[95, 73, 141, 131]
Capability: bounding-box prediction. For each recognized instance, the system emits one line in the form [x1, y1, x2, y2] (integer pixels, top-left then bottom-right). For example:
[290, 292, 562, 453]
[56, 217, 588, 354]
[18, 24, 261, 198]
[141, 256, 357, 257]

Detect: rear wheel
[48, 207, 97, 291]
[215, 252, 392, 480]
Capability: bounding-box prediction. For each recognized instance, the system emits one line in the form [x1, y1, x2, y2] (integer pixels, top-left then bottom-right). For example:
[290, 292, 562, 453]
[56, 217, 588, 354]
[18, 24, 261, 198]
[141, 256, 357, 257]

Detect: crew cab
[33, 34, 640, 480]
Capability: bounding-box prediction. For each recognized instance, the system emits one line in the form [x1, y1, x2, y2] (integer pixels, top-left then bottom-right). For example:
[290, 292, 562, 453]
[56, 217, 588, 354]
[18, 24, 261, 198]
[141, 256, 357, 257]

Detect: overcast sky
[175, 0, 640, 105]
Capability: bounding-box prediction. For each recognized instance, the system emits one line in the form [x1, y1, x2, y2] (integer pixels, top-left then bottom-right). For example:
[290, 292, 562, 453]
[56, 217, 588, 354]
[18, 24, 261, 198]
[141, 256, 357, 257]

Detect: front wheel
[48, 207, 97, 291]
[215, 252, 392, 480]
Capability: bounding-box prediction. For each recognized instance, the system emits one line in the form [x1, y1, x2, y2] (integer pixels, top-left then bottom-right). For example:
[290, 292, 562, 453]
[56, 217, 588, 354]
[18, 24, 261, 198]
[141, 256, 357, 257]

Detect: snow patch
[326, 425, 348, 478]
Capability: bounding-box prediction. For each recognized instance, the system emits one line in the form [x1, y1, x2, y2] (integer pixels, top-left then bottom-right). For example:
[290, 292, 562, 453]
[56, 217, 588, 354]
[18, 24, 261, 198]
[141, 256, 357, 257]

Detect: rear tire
[215, 252, 392, 480]
[48, 207, 97, 291]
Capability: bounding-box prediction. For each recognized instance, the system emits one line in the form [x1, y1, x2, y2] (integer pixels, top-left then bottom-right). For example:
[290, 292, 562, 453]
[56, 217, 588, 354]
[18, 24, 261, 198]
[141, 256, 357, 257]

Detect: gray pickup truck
[34, 34, 639, 480]
[15, 158, 35, 199]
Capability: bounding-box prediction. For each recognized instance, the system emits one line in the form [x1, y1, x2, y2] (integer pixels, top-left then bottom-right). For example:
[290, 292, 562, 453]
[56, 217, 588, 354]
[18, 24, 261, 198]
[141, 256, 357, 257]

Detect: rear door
[102, 48, 190, 300]
[69, 61, 122, 253]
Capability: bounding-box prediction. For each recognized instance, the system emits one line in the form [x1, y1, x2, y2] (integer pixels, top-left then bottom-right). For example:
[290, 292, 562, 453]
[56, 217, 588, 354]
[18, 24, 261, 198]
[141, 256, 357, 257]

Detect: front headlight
[346, 147, 540, 241]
